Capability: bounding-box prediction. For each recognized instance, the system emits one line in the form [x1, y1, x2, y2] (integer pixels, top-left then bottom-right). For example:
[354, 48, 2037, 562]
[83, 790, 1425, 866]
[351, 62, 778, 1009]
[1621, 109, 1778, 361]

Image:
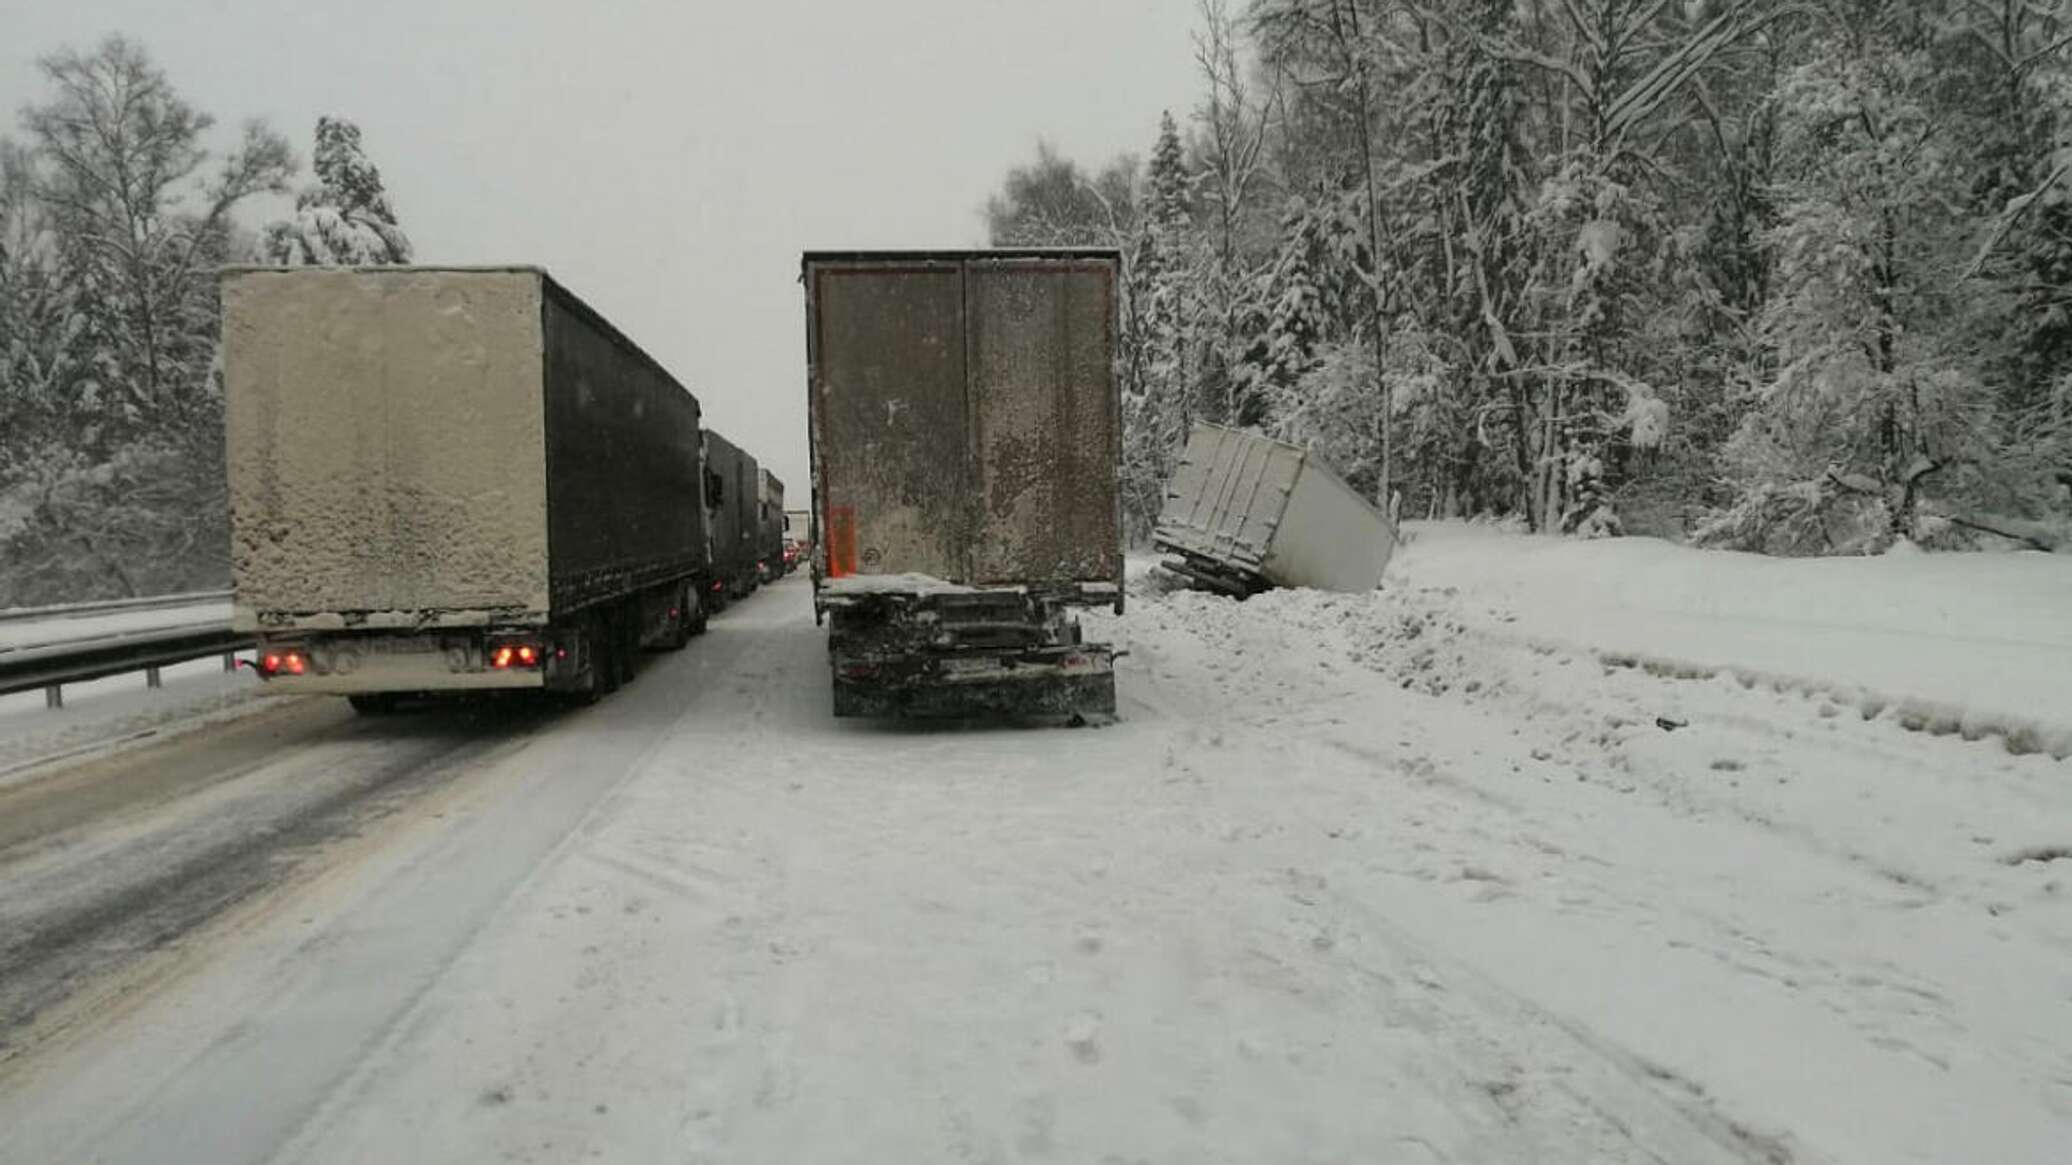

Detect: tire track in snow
[0, 700, 556, 1051]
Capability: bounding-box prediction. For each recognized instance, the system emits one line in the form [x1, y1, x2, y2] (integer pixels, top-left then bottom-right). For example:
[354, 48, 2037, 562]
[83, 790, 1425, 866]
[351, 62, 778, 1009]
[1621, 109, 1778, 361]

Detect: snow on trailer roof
[820, 573, 1024, 597]
[219, 265, 698, 407]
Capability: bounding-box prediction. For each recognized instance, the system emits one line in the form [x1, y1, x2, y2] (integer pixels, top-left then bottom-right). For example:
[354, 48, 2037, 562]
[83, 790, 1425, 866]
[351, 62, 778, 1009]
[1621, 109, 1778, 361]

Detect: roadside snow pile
[0, 659, 263, 783]
[1381, 523, 2072, 758]
[1110, 570, 2072, 1164]
[0, 600, 232, 652]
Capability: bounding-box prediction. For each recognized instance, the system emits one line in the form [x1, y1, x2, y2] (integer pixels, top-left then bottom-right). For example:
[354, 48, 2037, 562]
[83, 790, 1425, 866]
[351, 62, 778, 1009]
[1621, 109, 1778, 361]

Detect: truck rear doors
[803, 252, 1122, 591]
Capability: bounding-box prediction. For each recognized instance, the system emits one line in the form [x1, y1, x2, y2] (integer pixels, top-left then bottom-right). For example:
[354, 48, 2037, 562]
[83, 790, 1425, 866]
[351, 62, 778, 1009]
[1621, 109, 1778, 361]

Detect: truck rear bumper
[256, 667, 546, 695]
[251, 631, 557, 695]
[832, 665, 1115, 720]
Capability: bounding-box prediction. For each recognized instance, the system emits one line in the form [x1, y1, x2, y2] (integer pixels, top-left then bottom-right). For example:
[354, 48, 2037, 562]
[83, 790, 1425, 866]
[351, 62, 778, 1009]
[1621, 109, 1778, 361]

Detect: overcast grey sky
[0, 0, 1204, 493]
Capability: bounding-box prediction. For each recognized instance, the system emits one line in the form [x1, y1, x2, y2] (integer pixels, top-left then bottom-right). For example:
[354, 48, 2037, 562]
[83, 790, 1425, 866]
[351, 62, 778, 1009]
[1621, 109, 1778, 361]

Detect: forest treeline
[0, 37, 409, 606]
[985, 0, 2072, 554]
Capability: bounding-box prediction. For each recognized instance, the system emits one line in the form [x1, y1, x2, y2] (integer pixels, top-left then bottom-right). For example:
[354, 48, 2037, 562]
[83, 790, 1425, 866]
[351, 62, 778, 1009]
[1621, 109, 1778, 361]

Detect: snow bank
[0, 657, 263, 785]
[0, 601, 232, 653]
[1388, 523, 2072, 756]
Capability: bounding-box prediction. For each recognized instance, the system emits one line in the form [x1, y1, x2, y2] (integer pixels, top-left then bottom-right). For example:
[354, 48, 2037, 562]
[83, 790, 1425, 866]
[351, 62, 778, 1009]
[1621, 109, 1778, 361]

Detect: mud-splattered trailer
[222, 266, 713, 707]
[801, 250, 1124, 719]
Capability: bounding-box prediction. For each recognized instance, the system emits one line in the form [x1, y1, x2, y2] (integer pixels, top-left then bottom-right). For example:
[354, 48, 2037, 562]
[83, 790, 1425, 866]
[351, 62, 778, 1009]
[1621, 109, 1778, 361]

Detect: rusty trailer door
[965, 257, 1121, 585]
[807, 258, 973, 581]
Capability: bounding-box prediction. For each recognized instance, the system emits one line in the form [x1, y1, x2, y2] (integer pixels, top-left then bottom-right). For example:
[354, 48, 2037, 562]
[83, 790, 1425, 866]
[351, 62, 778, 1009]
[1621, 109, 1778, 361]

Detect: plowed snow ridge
[1384, 522, 2072, 757]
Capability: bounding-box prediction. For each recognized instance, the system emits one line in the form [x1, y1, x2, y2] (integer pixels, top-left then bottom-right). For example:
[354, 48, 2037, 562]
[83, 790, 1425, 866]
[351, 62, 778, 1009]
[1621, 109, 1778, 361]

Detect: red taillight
[711, 580, 724, 592]
[260, 651, 305, 677]
[489, 642, 542, 670]
[669, 607, 680, 619]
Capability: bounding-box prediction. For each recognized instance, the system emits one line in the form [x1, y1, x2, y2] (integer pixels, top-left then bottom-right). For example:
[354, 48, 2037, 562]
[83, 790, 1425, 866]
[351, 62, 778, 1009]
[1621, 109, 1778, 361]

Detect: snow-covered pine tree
[1119, 112, 1200, 539]
[262, 117, 413, 267]
[1707, 8, 1997, 553]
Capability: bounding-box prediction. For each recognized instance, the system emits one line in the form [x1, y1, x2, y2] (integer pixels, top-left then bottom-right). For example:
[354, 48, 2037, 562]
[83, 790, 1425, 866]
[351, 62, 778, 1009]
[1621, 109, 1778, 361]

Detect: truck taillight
[259, 649, 307, 678]
[490, 641, 543, 670]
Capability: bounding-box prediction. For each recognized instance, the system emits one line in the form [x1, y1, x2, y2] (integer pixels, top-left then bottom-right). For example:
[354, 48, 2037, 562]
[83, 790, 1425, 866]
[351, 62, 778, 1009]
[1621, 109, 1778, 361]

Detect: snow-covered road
[0, 561, 2066, 1164]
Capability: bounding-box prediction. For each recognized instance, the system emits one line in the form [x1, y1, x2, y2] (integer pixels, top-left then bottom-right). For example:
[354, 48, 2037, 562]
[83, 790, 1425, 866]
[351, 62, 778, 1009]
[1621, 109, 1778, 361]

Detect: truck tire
[348, 693, 399, 716]
[615, 603, 639, 686]
[662, 586, 696, 651]
[591, 614, 620, 698]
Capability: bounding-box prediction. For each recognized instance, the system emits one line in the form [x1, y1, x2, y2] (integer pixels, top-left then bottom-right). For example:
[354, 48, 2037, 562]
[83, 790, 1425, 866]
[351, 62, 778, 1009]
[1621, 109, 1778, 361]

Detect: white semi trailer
[223, 266, 710, 711]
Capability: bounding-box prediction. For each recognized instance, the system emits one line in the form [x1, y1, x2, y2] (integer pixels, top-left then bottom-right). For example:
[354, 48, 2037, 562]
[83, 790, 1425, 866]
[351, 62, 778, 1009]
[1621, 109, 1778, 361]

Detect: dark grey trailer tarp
[703, 430, 759, 588]
[758, 468, 786, 567]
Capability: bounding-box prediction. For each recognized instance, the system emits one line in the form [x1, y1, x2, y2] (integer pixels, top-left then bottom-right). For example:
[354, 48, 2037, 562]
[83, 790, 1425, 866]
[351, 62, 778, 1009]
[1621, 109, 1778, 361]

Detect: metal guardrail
[0, 593, 251, 708]
[0, 589, 231, 625]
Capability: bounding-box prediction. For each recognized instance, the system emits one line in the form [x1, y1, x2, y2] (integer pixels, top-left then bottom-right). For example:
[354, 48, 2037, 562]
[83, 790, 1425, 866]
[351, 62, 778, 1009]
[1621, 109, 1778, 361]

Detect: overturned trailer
[802, 249, 1124, 719]
[1154, 422, 1398, 596]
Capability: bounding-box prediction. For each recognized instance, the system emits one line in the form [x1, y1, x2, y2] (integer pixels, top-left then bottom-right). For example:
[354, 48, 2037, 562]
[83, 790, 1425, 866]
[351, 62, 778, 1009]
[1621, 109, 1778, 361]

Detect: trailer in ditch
[802, 249, 1124, 719]
[222, 265, 709, 710]
[1154, 422, 1398, 596]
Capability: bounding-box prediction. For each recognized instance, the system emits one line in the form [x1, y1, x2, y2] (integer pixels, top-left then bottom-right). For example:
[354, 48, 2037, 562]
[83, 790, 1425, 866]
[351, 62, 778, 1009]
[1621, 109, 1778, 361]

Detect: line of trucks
[225, 252, 1395, 719]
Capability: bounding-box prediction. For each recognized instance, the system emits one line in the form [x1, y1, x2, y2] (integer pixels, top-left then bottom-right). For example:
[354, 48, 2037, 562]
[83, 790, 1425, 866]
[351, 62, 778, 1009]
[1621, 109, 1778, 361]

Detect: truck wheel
[663, 587, 696, 651]
[591, 615, 620, 698]
[348, 693, 399, 716]
[615, 604, 640, 686]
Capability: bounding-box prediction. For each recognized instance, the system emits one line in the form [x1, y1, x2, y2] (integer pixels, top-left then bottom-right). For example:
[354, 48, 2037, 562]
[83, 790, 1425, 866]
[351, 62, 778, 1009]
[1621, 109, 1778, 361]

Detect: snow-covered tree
[262, 117, 412, 266]
[1118, 112, 1203, 539]
[972, 0, 2072, 554]
[0, 36, 287, 604]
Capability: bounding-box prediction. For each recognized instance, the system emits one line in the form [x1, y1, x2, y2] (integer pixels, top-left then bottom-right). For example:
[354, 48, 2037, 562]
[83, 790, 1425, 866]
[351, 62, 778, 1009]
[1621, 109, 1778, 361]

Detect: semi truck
[801, 249, 1124, 719]
[1154, 422, 1399, 596]
[222, 266, 709, 711]
[702, 430, 761, 601]
[757, 468, 787, 579]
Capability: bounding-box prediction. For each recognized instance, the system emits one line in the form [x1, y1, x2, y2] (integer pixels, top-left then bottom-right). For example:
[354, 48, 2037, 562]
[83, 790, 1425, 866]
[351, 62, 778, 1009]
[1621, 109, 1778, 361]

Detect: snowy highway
[1, 545, 2069, 1164]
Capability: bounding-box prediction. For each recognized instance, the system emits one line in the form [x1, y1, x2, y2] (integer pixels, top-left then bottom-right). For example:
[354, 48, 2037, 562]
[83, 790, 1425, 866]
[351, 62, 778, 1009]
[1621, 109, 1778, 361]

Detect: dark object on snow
[1153, 423, 1398, 596]
[801, 250, 1124, 720]
[703, 431, 762, 601]
[1655, 716, 1688, 732]
[757, 469, 787, 581]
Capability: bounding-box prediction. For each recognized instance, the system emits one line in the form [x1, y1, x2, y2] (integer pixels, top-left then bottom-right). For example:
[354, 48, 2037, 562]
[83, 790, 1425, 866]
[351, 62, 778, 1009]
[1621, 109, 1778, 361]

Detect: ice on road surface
[1, 536, 2068, 1164]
